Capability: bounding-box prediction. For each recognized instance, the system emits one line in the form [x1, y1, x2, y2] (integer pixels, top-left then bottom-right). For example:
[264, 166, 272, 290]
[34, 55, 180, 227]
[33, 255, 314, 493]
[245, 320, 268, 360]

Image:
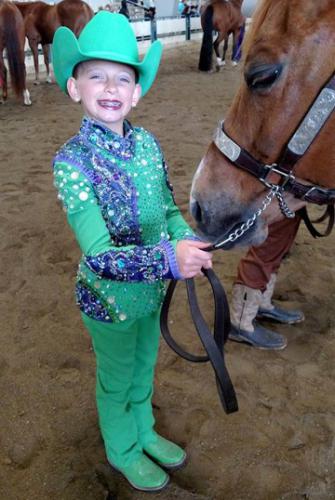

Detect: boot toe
[109, 454, 169, 491]
[229, 323, 287, 350]
[257, 306, 304, 324]
[143, 434, 187, 470]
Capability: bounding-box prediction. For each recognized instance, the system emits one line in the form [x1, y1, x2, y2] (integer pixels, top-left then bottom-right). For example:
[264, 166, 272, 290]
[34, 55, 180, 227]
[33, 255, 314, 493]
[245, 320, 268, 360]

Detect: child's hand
[176, 240, 213, 279]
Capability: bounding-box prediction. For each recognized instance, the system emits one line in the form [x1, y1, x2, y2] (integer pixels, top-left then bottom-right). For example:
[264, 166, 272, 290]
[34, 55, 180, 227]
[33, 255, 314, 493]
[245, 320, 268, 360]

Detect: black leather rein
[160, 264, 238, 414]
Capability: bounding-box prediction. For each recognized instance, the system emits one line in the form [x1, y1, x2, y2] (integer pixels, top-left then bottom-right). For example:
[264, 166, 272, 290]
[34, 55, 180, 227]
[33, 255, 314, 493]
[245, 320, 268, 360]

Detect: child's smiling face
[67, 59, 141, 135]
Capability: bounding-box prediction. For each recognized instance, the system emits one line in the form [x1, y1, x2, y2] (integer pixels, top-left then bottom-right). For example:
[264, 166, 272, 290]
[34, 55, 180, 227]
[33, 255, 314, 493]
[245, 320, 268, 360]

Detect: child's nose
[105, 77, 117, 92]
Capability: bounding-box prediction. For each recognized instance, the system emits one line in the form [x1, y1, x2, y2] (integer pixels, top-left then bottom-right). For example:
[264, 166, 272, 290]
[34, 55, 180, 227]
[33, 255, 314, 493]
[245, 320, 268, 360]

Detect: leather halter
[214, 72, 335, 205]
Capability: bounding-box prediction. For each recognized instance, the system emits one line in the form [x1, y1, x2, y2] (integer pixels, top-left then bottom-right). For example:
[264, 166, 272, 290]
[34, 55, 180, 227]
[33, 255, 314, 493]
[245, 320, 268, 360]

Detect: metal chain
[213, 185, 295, 249]
[274, 188, 296, 218]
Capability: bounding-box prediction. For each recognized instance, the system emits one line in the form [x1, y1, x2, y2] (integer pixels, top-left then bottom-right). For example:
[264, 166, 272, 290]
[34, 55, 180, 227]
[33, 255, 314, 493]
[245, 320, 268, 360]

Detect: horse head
[191, 0, 335, 249]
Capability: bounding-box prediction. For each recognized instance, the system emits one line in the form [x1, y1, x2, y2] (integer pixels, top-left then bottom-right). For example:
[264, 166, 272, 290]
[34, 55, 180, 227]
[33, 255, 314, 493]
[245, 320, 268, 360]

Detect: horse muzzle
[190, 194, 268, 249]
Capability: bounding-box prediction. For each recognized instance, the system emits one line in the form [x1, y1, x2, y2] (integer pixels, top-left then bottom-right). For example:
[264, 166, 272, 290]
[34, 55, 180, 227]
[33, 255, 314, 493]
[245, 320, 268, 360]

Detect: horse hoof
[231, 61, 238, 67]
[46, 78, 53, 84]
[33, 80, 40, 86]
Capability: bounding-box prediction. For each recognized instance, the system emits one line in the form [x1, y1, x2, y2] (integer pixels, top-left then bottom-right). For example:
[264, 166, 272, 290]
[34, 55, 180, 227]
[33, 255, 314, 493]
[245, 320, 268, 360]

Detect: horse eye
[244, 63, 283, 91]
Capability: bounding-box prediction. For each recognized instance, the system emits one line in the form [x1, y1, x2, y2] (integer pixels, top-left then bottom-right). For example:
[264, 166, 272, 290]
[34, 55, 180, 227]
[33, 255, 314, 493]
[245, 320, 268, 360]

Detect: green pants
[81, 310, 161, 468]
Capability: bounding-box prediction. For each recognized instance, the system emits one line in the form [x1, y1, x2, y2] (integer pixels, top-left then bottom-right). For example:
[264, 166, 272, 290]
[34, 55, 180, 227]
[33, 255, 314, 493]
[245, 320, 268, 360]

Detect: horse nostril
[190, 200, 203, 223]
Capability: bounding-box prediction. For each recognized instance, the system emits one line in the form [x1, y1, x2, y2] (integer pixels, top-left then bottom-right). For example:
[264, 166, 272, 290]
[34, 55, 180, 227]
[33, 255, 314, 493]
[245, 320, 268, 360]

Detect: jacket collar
[79, 116, 136, 161]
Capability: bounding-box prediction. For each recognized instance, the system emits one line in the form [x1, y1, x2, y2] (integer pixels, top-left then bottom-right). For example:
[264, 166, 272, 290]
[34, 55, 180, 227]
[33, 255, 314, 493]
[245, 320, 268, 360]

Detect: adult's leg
[230, 216, 302, 349]
[236, 216, 301, 291]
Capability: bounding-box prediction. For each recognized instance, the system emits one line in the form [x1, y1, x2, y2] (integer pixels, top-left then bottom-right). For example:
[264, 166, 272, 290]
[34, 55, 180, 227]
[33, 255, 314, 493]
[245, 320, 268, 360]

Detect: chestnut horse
[0, 0, 31, 105]
[198, 0, 246, 72]
[191, 0, 335, 249]
[15, 0, 93, 85]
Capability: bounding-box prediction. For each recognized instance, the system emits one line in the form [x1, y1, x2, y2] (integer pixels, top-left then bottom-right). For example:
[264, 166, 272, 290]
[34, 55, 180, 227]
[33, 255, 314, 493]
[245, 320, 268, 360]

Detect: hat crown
[79, 12, 139, 62]
[52, 11, 162, 96]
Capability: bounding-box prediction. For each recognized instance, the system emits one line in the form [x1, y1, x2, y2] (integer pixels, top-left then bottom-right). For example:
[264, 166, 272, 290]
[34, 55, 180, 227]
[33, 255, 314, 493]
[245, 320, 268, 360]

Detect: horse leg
[23, 87, 31, 106]
[21, 63, 31, 106]
[222, 36, 229, 66]
[0, 56, 7, 103]
[29, 38, 40, 84]
[42, 44, 52, 83]
[213, 32, 226, 70]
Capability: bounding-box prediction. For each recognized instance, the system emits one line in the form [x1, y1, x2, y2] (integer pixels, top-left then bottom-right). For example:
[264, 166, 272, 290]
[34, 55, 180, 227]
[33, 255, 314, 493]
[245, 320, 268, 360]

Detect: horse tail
[2, 7, 26, 98]
[198, 5, 214, 72]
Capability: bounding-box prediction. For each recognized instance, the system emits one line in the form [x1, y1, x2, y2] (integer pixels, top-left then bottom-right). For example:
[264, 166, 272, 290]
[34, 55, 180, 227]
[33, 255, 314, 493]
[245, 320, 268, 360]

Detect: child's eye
[89, 73, 104, 80]
[118, 75, 131, 84]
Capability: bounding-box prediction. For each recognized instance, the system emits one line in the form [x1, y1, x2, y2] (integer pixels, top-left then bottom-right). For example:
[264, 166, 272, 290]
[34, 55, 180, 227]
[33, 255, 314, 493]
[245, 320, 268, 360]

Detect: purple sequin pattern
[76, 282, 115, 322]
[53, 118, 141, 245]
[82, 119, 136, 161]
[85, 242, 174, 282]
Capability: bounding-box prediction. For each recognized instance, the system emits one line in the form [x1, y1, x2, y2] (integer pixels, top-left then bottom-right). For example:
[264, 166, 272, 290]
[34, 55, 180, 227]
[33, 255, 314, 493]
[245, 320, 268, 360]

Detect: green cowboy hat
[52, 11, 163, 97]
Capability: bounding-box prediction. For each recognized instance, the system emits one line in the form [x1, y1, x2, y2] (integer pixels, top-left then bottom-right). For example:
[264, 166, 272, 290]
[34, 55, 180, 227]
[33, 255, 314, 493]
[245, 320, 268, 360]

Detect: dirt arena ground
[0, 40, 335, 500]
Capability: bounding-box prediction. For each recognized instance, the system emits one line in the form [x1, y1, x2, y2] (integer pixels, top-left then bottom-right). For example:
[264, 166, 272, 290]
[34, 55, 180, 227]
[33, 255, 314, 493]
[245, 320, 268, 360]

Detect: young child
[52, 12, 212, 492]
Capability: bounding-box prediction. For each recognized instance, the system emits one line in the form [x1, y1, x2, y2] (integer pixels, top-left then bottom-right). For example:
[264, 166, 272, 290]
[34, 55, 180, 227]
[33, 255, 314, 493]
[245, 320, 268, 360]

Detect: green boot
[109, 453, 169, 492]
[143, 433, 187, 470]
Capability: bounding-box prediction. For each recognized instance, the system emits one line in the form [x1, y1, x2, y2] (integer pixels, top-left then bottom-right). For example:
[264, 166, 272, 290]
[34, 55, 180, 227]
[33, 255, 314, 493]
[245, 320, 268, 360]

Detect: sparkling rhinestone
[119, 313, 127, 321]
[71, 172, 79, 180]
[79, 191, 88, 201]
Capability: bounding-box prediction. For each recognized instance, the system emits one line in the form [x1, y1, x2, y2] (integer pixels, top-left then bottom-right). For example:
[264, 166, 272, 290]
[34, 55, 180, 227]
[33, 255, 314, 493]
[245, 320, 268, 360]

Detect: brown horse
[0, 0, 31, 105]
[191, 0, 335, 249]
[198, 0, 246, 72]
[15, 0, 93, 85]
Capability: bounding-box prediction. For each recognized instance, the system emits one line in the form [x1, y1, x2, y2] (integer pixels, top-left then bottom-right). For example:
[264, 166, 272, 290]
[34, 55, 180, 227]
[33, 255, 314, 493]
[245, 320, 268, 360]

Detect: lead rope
[160, 185, 288, 414]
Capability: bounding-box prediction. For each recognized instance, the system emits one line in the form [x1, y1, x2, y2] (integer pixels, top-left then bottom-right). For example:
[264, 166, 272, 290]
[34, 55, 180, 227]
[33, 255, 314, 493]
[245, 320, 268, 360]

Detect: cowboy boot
[257, 273, 304, 324]
[229, 284, 287, 350]
[109, 453, 169, 492]
[142, 432, 187, 471]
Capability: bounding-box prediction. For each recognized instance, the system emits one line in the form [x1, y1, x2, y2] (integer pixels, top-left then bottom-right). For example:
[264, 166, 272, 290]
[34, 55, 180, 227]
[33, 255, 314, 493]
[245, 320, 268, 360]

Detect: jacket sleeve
[53, 161, 181, 282]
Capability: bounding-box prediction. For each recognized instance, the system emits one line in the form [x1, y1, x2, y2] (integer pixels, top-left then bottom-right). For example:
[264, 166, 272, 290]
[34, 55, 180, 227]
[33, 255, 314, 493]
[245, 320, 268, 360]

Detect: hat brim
[52, 26, 162, 97]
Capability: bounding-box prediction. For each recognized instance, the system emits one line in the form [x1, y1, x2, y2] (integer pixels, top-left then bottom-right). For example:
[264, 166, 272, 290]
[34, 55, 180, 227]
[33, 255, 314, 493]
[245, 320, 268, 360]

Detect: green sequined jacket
[53, 117, 196, 323]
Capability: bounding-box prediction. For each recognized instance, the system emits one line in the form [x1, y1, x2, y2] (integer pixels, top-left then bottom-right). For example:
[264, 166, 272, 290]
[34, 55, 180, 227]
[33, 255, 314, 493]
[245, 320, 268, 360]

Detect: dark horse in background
[15, 0, 93, 85]
[191, 0, 335, 249]
[0, 0, 31, 105]
[199, 0, 246, 72]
